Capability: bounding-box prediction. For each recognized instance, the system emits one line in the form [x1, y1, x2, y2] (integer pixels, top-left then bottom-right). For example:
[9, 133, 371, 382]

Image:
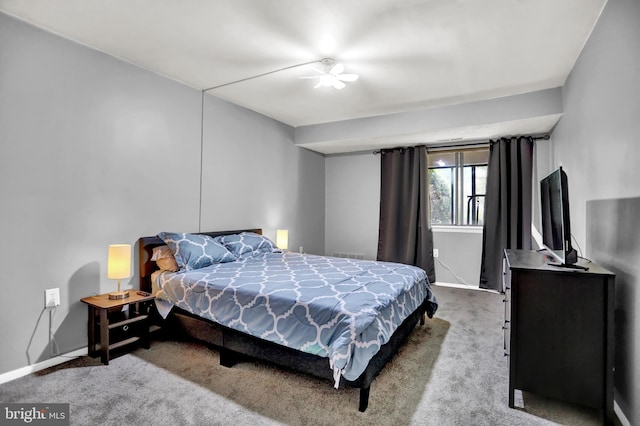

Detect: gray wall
[550, 0, 640, 422]
[0, 13, 324, 376]
[432, 228, 483, 286]
[532, 137, 554, 242]
[325, 153, 380, 259]
[200, 95, 325, 255]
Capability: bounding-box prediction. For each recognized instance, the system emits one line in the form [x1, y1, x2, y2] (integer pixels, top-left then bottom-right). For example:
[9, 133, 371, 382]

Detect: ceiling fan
[300, 58, 359, 89]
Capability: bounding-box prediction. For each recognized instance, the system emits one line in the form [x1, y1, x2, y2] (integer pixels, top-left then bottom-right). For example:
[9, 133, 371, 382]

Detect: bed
[139, 229, 438, 412]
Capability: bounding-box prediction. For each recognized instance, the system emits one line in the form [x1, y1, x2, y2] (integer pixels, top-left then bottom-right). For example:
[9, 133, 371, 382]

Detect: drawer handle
[123, 325, 129, 332]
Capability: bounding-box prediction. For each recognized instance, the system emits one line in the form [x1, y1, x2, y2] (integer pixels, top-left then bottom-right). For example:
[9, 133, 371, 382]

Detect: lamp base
[108, 290, 130, 300]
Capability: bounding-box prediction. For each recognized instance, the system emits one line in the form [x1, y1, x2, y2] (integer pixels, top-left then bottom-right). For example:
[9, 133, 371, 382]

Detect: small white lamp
[107, 244, 131, 299]
[276, 230, 289, 250]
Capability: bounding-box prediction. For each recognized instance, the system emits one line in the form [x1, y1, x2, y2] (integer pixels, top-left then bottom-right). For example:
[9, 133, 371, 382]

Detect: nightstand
[81, 291, 155, 365]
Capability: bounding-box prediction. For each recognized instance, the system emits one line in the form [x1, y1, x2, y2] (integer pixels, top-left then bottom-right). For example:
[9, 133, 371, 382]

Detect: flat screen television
[540, 166, 582, 268]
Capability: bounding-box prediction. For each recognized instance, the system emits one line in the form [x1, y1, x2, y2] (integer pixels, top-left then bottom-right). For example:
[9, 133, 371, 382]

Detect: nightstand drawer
[109, 318, 147, 343]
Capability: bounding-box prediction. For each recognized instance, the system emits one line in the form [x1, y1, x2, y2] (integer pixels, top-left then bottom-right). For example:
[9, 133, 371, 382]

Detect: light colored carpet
[0, 286, 606, 425]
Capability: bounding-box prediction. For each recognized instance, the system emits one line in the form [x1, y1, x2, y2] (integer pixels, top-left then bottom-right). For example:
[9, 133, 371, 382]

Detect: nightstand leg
[99, 308, 109, 365]
[87, 306, 96, 356]
[141, 302, 150, 350]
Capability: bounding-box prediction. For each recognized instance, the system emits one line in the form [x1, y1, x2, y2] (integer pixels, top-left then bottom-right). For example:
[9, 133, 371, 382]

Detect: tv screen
[540, 167, 577, 265]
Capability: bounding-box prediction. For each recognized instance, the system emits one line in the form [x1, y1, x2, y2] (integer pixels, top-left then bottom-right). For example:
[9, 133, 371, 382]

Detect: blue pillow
[216, 232, 279, 258]
[157, 232, 236, 271]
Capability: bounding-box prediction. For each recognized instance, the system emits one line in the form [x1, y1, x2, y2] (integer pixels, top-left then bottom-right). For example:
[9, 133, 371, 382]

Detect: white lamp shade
[107, 244, 131, 280]
[276, 230, 288, 250]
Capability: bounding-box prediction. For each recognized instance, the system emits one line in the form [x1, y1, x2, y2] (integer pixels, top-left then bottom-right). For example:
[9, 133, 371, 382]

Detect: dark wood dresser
[503, 249, 615, 425]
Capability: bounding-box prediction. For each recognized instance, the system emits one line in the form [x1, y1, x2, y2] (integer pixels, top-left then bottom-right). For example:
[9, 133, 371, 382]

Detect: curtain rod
[372, 134, 550, 154]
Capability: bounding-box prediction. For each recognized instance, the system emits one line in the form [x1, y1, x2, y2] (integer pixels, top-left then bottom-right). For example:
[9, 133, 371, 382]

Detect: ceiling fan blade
[330, 63, 344, 76]
[314, 80, 324, 88]
[333, 80, 346, 90]
[337, 74, 359, 82]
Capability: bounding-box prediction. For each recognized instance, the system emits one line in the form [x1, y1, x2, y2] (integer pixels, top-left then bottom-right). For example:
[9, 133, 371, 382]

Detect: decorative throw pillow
[150, 245, 179, 272]
[157, 232, 236, 271]
[215, 232, 279, 258]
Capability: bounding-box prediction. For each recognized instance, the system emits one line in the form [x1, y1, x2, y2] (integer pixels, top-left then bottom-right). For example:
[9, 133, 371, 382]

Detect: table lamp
[276, 229, 288, 250]
[108, 244, 131, 299]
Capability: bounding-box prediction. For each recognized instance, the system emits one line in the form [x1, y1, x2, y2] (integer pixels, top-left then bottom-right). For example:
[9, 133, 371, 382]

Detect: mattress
[154, 251, 438, 386]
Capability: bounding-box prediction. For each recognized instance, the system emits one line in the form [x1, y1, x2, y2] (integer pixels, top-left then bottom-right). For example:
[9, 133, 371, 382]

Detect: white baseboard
[435, 281, 477, 289]
[614, 400, 631, 426]
[434, 282, 500, 293]
[0, 348, 87, 385]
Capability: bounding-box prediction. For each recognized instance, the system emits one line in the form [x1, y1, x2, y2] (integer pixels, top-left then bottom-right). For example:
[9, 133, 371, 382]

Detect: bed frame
[138, 229, 430, 412]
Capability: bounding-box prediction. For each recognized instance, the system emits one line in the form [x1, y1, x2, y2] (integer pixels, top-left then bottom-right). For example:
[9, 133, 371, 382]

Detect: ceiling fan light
[319, 74, 335, 87]
[333, 80, 346, 90]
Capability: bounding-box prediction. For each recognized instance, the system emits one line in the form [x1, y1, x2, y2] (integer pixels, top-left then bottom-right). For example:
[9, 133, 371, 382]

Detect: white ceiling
[0, 0, 607, 153]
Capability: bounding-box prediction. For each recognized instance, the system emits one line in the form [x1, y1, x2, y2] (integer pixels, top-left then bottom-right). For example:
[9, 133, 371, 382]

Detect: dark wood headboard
[138, 228, 262, 293]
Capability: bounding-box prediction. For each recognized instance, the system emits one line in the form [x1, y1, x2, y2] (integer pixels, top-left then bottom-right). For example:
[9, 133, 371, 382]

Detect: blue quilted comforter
[155, 251, 438, 386]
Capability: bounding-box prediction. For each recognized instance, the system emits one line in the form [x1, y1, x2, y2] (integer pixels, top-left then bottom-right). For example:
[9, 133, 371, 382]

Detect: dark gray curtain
[377, 146, 436, 283]
[480, 137, 534, 291]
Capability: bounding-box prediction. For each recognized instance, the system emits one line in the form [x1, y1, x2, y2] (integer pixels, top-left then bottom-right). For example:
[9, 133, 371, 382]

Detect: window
[428, 148, 489, 225]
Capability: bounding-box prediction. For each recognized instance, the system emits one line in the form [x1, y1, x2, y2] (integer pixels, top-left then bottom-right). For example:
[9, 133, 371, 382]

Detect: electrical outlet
[433, 249, 439, 258]
[45, 288, 60, 308]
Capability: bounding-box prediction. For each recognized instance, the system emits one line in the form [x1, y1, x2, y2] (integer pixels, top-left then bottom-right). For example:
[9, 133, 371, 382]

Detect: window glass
[429, 148, 489, 226]
[428, 152, 456, 168]
[463, 165, 487, 225]
[429, 168, 454, 224]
